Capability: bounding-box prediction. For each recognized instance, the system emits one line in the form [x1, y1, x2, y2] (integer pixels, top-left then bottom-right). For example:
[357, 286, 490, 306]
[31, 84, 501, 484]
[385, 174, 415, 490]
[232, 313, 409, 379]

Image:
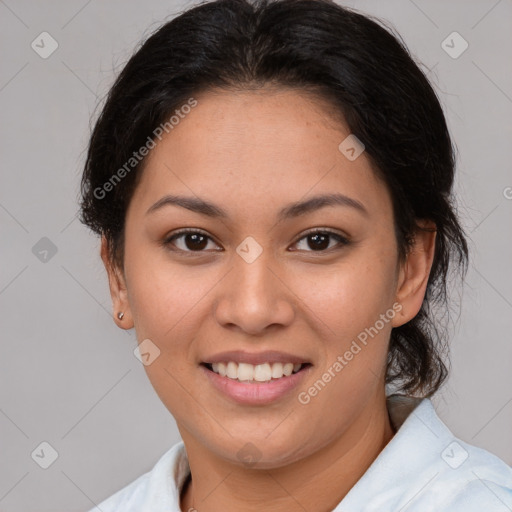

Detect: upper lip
[202, 350, 310, 366]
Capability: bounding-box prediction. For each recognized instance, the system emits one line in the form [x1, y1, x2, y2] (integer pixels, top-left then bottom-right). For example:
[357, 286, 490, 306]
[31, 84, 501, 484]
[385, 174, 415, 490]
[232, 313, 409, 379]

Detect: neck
[180, 396, 395, 512]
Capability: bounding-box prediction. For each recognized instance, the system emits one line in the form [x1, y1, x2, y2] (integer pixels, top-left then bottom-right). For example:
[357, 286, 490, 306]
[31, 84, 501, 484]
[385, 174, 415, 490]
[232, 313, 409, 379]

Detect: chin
[211, 433, 313, 470]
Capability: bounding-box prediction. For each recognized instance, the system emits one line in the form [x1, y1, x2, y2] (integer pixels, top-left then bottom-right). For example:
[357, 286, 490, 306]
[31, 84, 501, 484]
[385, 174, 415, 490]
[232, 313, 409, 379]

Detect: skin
[101, 87, 436, 512]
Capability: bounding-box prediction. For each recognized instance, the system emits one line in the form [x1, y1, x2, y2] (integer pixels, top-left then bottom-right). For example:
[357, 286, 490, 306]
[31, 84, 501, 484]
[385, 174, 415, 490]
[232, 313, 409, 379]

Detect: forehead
[130, 88, 392, 224]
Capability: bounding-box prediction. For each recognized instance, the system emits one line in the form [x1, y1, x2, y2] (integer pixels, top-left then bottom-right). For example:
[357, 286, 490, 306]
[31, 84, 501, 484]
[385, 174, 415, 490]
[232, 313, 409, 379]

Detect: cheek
[128, 276, 215, 366]
[291, 256, 397, 422]
[292, 251, 398, 342]
[123, 252, 215, 410]
[123, 239, 214, 339]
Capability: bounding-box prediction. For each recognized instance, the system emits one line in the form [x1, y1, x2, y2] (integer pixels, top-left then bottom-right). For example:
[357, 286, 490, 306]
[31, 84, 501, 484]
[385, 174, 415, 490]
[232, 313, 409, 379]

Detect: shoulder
[389, 398, 512, 511]
[340, 396, 512, 511]
[87, 471, 151, 512]
[86, 442, 187, 512]
[424, 439, 512, 510]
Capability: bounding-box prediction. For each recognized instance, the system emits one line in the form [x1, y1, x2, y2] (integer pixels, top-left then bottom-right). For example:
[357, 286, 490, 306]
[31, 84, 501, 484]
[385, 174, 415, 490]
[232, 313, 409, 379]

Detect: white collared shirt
[88, 395, 512, 511]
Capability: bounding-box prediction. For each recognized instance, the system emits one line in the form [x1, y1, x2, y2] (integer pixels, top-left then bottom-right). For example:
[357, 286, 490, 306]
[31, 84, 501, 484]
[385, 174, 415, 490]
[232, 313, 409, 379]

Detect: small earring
[117, 312, 124, 320]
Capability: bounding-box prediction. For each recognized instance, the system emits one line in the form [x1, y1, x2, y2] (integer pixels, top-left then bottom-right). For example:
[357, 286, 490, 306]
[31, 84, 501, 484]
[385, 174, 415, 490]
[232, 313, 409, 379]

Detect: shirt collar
[337, 394, 454, 510]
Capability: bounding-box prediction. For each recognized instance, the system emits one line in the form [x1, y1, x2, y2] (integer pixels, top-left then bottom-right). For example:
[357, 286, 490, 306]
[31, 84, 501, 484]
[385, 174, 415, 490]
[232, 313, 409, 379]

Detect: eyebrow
[146, 192, 368, 220]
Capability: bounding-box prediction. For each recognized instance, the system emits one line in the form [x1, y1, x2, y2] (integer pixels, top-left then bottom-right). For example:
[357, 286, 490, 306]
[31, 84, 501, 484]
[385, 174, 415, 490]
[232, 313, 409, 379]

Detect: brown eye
[292, 230, 349, 252]
[164, 230, 221, 253]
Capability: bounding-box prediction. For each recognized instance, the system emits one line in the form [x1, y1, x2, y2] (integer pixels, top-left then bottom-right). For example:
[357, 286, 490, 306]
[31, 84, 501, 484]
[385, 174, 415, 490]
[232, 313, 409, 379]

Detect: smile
[205, 361, 307, 383]
[200, 352, 312, 404]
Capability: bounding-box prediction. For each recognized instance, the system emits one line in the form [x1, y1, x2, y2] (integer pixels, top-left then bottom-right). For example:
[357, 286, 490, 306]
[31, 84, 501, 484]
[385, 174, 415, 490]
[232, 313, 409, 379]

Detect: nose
[213, 245, 295, 336]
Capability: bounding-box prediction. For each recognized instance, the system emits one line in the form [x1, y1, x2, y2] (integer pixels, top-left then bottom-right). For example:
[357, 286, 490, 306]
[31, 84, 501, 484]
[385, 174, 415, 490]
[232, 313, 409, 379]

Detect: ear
[100, 235, 134, 329]
[392, 220, 437, 328]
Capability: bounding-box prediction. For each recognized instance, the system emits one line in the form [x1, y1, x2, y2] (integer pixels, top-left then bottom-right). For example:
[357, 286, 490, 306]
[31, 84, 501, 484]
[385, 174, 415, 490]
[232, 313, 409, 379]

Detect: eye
[163, 229, 222, 253]
[163, 228, 349, 254]
[291, 229, 349, 252]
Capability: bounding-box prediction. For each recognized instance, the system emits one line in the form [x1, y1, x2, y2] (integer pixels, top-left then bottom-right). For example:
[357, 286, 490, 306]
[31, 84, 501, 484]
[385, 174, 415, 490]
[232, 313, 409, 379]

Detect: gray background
[1, 0, 511, 511]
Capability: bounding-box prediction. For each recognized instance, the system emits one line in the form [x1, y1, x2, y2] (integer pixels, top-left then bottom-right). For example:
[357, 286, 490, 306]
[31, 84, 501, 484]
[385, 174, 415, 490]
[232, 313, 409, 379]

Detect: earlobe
[100, 235, 134, 329]
[392, 221, 436, 328]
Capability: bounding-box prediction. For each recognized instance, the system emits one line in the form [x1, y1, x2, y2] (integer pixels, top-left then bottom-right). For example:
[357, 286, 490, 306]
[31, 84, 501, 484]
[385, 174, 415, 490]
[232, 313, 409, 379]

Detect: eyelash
[162, 228, 350, 255]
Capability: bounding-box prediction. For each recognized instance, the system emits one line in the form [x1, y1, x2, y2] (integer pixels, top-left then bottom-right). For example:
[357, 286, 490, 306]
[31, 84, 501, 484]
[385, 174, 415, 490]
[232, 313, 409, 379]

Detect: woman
[80, 0, 512, 510]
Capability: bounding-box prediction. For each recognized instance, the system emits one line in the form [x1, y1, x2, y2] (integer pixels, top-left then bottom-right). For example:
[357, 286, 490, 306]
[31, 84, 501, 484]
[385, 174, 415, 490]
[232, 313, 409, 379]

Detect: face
[103, 88, 434, 468]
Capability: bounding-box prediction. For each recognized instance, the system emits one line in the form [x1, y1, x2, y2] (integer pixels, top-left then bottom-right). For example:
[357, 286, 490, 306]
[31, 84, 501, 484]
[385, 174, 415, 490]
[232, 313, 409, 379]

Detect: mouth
[200, 352, 312, 405]
[201, 361, 311, 383]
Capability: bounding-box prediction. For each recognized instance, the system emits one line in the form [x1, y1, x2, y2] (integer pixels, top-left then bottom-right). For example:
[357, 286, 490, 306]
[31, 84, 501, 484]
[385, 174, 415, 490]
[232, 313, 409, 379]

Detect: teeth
[218, 362, 227, 377]
[271, 362, 283, 378]
[238, 363, 253, 381]
[254, 363, 272, 382]
[226, 361, 238, 379]
[283, 363, 293, 376]
[209, 361, 304, 382]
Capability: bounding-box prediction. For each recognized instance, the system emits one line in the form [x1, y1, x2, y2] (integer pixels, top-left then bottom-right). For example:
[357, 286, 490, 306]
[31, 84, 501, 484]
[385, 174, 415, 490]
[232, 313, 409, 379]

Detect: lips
[200, 350, 312, 404]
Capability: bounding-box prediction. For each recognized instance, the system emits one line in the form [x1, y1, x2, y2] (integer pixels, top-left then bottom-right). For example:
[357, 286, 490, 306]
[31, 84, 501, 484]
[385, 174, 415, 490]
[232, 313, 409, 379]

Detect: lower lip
[201, 365, 311, 405]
